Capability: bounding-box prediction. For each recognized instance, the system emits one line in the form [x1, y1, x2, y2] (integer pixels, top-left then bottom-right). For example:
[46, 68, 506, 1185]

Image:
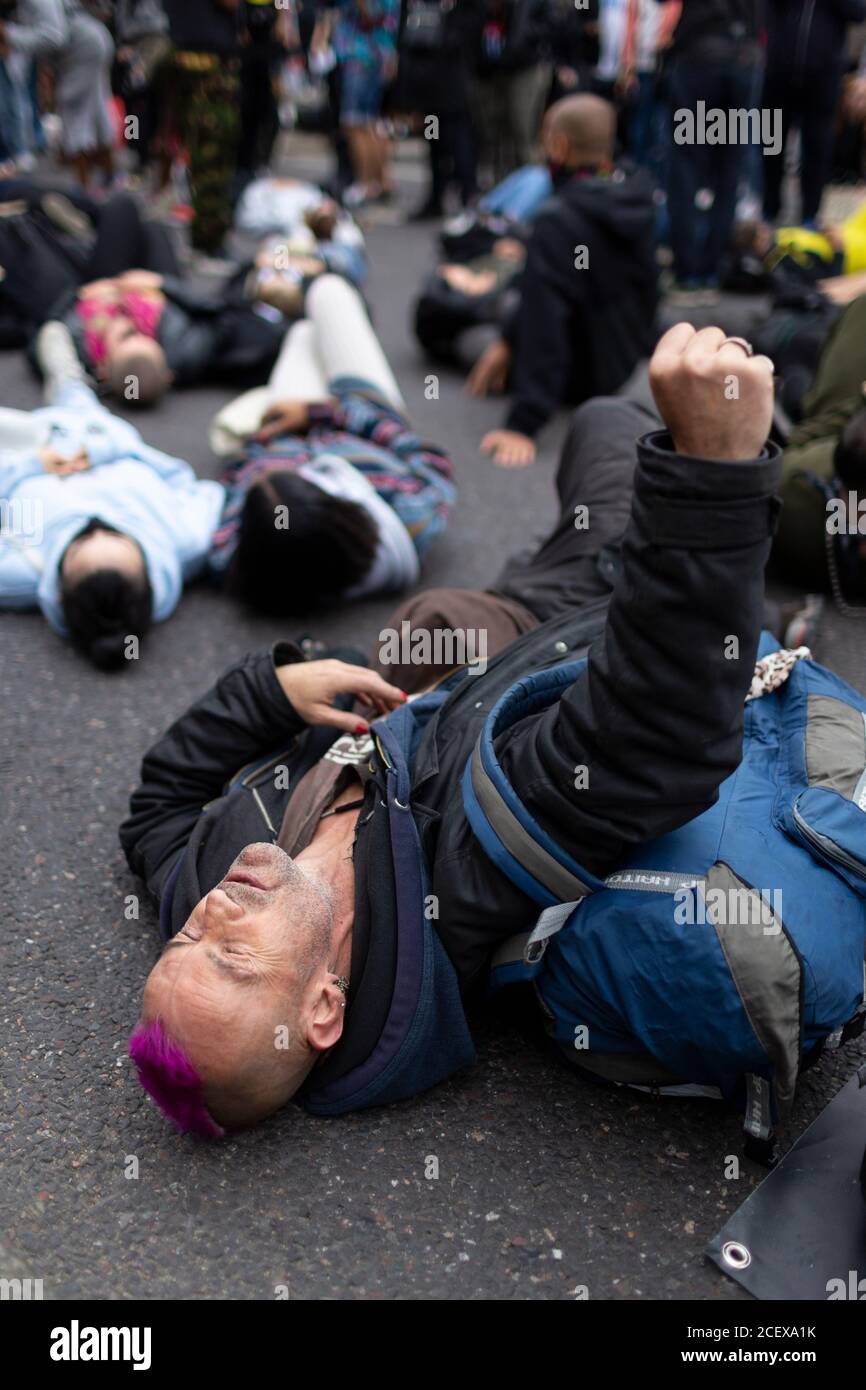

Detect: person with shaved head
[470, 93, 659, 468]
[120, 324, 784, 1136]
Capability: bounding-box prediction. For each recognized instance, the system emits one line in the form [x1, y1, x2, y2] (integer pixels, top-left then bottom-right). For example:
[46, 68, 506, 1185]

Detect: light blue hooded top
[0, 384, 225, 634]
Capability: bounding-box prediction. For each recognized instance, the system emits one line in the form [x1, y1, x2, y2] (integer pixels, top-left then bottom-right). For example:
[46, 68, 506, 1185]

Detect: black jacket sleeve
[497, 432, 782, 876]
[119, 641, 307, 900]
[505, 204, 583, 438]
[158, 279, 224, 386]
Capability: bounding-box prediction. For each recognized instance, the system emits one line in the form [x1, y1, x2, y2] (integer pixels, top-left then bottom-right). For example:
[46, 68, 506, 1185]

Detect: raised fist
[649, 323, 774, 462]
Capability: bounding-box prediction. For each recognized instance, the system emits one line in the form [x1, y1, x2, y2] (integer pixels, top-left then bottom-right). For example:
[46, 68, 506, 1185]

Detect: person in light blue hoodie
[0, 322, 225, 668]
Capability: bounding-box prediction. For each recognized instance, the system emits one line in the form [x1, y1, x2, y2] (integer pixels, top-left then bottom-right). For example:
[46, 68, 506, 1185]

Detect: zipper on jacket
[792, 799, 866, 880]
[252, 787, 278, 839]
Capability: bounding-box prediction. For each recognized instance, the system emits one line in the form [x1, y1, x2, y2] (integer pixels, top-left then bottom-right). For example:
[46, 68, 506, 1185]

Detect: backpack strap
[462, 659, 603, 971]
[462, 657, 602, 909]
[743, 1074, 779, 1167]
[490, 899, 584, 972]
[464, 744, 595, 908]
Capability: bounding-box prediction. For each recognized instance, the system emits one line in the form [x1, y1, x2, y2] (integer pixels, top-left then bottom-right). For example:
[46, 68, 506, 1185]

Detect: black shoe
[409, 198, 444, 222]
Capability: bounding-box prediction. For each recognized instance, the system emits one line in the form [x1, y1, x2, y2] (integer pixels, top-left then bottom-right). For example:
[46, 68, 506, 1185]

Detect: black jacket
[765, 0, 866, 78]
[470, 0, 551, 74]
[548, 0, 599, 72]
[661, 0, 764, 64]
[504, 164, 659, 439]
[51, 273, 285, 388]
[396, 0, 478, 114]
[163, 0, 242, 53]
[120, 426, 782, 1005]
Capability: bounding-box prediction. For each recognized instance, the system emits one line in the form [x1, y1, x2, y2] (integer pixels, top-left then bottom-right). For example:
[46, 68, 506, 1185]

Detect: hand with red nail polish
[276, 659, 406, 734]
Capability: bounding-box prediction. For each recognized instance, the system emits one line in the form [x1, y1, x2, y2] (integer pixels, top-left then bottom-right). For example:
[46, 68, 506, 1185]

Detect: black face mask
[545, 160, 570, 185]
[545, 161, 606, 186]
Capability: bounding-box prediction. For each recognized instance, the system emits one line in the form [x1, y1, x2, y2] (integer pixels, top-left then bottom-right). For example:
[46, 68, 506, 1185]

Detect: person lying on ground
[412, 166, 558, 365]
[0, 322, 223, 667]
[413, 236, 528, 366]
[0, 183, 286, 405]
[234, 175, 367, 293]
[728, 201, 866, 298]
[208, 275, 455, 613]
[121, 324, 802, 1136]
[468, 93, 658, 469]
[773, 290, 866, 603]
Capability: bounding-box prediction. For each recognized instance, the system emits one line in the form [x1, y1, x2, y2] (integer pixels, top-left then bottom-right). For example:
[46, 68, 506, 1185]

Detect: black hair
[833, 407, 866, 490]
[229, 470, 379, 616]
[60, 521, 153, 669]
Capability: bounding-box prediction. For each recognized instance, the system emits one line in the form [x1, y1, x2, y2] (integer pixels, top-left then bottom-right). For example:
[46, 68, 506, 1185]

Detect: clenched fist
[649, 324, 774, 462]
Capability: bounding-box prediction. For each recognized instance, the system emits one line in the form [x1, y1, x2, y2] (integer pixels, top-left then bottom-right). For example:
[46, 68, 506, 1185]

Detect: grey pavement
[2, 142, 865, 1301]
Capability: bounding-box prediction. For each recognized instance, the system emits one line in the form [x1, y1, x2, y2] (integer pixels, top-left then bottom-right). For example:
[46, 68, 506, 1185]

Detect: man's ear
[549, 131, 571, 166]
[306, 978, 346, 1055]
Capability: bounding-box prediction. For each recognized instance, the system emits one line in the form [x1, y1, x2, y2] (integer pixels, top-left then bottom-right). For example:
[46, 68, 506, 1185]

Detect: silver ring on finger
[722, 336, 754, 357]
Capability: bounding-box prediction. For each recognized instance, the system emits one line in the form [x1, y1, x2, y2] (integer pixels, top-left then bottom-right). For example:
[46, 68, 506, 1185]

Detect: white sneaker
[35, 321, 88, 401]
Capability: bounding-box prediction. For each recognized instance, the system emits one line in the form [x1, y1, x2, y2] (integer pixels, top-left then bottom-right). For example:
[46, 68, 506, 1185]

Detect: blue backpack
[464, 635, 866, 1161]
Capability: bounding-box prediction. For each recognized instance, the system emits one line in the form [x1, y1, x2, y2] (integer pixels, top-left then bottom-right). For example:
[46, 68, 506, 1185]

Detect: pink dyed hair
[128, 1018, 225, 1139]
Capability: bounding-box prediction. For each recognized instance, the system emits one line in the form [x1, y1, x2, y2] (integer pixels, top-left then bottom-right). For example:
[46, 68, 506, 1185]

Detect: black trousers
[0, 182, 180, 282]
[428, 110, 477, 207]
[373, 395, 656, 692]
[0, 184, 182, 341]
[762, 66, 842, 224]
[238, 23, 280, 175]
[83, 191, 181, 279]
[493, 396, 657, 622]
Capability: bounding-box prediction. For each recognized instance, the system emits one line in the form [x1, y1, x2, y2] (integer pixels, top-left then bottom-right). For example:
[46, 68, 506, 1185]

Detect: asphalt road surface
[2, 141, 865, 1301]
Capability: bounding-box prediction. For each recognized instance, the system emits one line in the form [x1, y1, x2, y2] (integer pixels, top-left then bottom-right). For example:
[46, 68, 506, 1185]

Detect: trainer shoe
[41, 192, 92, 242]
[35, 321, 89, 402]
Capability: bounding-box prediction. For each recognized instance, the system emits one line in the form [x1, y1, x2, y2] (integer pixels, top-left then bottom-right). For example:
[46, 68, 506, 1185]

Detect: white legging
[209, 274, 406, 457]
[267, 273, 405, 410]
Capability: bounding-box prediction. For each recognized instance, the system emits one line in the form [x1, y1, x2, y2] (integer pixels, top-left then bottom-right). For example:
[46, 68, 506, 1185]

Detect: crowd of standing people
[0, 3, 864, 262]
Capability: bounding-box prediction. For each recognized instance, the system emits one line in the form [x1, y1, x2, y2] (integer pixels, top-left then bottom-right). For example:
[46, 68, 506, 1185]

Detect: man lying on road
[121, 325, 802, 1136]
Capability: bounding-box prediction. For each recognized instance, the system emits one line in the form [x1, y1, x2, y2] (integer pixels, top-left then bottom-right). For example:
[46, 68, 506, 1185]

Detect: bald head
[136, 843, 346, 1131]
[543, 94, 616, 170]
[105, 335, 170, 408]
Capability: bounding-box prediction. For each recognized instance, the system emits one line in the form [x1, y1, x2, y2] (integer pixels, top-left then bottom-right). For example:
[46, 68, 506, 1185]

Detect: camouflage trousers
[170, 54, 241, 255]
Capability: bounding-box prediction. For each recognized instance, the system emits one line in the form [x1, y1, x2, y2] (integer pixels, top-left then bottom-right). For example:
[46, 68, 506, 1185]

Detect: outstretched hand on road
[480, 428, 537, 469]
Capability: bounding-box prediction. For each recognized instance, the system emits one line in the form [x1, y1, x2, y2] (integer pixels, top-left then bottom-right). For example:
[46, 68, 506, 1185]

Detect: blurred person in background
[0, 0, 65, 174]
[237, 0, 294, 187]
[469, 0, 552, 185]
[160, 0, 243, 259]
[594, 0, 627, 102]
[113, 0, 170, 175]
[0, 321, 224, 668]
[661, 0, 764, 304]
[618, 0, 679, 171]
[51, 0, 117, 189]
[546, 0, 599, 105]
[471, 94, 658, 468]
[762, 0, 866, 228]
[398, 0, 478, 219]
[333, 0, 400, 207]
[208, 275, 455, 614]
